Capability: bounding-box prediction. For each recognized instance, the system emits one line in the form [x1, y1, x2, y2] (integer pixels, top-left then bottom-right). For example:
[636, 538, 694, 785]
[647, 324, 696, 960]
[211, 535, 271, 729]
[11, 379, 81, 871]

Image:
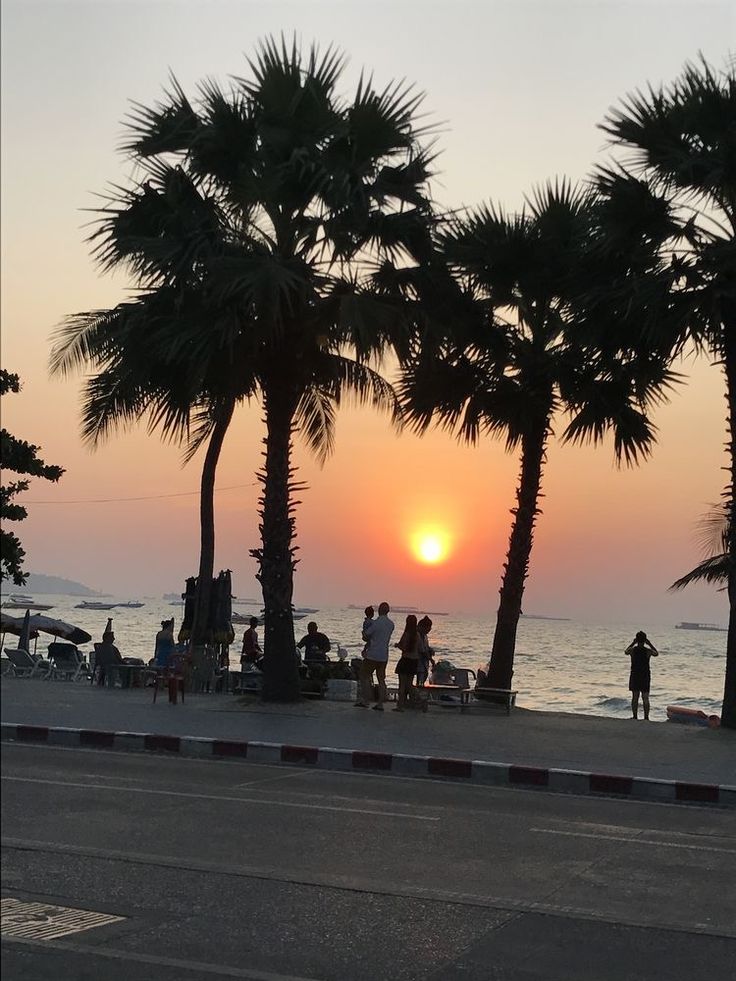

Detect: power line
[24, 482, 257, 505]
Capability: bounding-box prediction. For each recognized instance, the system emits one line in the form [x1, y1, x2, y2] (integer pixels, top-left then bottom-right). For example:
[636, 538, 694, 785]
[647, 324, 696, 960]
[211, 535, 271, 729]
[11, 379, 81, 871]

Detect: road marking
[531, 827, 736, 854]
[0, 898, 124, 940]
[3, 837, 734, 940]
[1, 935, 322, 980]
[0, 775, 439, 822]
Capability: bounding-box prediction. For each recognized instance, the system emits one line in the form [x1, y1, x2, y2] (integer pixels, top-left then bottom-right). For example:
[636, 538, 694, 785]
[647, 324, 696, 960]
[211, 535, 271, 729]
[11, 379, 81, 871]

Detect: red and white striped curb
[2, 723, 733, 807]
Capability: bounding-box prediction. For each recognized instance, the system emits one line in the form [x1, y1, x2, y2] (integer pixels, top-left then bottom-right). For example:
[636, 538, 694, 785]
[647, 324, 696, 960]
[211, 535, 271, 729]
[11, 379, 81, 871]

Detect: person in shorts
[626, 630, 659, 720]
[356, 602, 394, 711]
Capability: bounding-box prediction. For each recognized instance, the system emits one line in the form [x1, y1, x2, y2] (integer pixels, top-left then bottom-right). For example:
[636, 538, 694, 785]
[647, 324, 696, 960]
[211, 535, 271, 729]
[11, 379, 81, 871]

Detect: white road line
[2, 935, 321, 980]
[531, 827, 736, 854]
[0, 775, 439, 822]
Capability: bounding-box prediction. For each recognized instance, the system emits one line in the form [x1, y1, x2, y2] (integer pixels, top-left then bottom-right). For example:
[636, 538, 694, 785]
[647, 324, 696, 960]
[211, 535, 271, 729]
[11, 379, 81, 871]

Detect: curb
[2, 723, 734, 808]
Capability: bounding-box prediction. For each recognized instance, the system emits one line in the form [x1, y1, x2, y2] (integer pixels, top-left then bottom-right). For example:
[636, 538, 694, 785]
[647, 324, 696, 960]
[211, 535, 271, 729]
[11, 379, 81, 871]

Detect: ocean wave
[595, 696, 631, 708]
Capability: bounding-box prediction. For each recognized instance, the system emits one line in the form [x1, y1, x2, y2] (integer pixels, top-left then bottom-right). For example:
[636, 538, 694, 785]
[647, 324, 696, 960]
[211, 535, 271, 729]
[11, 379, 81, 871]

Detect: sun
[411, 528, 451, 565]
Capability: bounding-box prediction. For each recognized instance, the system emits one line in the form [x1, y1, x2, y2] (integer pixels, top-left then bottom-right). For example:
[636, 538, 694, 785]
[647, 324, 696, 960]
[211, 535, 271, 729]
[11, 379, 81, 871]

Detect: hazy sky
[1, 0, 732, 624]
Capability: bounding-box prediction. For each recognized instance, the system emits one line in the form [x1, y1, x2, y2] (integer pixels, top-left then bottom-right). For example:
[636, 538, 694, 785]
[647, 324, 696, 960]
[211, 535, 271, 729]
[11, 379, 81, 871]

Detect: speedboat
[675, 621, 727, 632]
[116, 601, 145, 608]
[74, 600, 117, 611]
[2, 595, 55, 611]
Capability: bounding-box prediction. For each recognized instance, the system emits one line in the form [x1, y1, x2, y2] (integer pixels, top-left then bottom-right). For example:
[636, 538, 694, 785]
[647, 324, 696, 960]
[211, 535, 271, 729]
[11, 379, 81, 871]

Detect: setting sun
[411, 528, 452, 565]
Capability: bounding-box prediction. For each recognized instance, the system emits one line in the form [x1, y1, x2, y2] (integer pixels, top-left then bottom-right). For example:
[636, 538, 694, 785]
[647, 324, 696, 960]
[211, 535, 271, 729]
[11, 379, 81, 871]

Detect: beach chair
[48, 642, 90, 682]
[4, 648, 52, 679]
[451, 668, 476, 690]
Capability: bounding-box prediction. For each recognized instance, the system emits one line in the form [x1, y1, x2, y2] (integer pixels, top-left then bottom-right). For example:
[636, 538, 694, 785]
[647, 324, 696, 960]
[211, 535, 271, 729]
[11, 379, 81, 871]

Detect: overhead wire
[23, 482, 257, 505]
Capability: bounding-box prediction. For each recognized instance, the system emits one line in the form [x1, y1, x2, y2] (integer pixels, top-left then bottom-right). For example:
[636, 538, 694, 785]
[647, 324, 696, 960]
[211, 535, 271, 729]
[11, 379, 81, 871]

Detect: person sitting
[94, 630, 123, 686]
[297, 621, 331, 663]
[429, 659, 455, 686]
[153, 619, 176, 669]
[240, 617, 263, 670]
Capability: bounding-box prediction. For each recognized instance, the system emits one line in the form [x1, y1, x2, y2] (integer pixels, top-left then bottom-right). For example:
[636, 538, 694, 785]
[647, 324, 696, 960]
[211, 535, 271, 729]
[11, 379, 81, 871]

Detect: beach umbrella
[26, 614, 92, 646]
[211, 570, 234, 645]
[0, 611, 40, 641]
[179, 578, 196, 642]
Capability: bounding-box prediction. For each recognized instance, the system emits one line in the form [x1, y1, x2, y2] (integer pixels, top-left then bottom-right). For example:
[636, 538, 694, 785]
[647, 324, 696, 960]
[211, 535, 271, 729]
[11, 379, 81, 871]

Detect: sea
[7, 594, 727, 722]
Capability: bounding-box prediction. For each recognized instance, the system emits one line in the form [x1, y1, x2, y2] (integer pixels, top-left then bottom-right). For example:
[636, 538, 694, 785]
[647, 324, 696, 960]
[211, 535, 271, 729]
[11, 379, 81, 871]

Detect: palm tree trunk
[485, 423, 548, 691]
[721, 325, 736, 729]
[256, 382, 302, 702]
[190, 401, 235, 649]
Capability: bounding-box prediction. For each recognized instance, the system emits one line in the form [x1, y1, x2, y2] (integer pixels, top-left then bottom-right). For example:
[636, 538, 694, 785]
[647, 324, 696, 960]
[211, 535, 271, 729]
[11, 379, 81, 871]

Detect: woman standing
[626, 630, 659, 720]
[394, 614, 420, 711]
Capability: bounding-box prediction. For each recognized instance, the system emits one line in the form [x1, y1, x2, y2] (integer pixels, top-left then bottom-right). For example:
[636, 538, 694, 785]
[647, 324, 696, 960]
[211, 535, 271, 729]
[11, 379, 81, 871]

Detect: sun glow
[411, 528, 452, 565]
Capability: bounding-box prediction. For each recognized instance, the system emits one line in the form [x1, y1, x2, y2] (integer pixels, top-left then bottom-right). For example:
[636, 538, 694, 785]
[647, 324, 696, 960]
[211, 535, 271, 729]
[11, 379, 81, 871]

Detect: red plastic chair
[152, 654, 187, 704]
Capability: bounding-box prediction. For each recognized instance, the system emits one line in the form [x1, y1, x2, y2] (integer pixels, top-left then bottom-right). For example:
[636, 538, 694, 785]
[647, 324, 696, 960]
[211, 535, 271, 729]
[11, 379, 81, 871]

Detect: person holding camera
[625, 630, 659, 720]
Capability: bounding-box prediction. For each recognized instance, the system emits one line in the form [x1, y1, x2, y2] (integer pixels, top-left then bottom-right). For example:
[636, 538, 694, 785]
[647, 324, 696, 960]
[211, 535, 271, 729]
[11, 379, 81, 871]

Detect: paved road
[2, 743, 735, 980]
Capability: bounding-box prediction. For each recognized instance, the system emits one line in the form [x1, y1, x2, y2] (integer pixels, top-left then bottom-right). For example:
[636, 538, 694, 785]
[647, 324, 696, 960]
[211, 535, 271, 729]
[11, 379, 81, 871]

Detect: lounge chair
[3, 648, 52, 679]
[451, 668, 476, 690]
[48, 642, 91, 682]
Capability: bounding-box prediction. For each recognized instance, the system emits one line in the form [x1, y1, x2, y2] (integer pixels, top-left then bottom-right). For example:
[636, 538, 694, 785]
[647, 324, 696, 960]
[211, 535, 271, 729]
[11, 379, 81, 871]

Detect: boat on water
[294, 607, 319, 615]
[675, 621, 727, 632]
[2, 595, 55, 611]
[74, 600, 117, 611]
[115, 601, 145, 608]
[521, 614, 571, 621]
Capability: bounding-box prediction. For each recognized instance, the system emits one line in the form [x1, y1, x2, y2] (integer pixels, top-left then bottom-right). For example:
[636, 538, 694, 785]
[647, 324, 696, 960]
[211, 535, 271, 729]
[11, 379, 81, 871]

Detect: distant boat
[74, 600, 117, 611]
[294, 607, 319, 614]
[115, 601, 145, 608]
[2, 595, 55, 611]
[232, 613, 265, 625]
[675, 621, 727, 632]
[521, 614, 571, 621]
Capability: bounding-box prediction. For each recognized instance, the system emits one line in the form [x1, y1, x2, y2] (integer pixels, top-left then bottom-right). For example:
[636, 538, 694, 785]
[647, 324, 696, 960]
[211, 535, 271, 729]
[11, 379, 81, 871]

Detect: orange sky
[1, 1, 731, 624]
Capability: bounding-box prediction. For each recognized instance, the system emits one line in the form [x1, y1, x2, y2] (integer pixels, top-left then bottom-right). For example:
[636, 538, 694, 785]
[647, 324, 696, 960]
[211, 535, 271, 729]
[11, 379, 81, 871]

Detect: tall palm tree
[599, 54, 736, 727]
[399, 181, 676, 690]
[51, 286, 248, 652]
[52, 37, 435, 700]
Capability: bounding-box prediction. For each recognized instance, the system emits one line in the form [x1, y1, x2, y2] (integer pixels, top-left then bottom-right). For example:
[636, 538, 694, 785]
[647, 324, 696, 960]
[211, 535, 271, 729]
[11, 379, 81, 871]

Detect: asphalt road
[2, 743, 735, 980]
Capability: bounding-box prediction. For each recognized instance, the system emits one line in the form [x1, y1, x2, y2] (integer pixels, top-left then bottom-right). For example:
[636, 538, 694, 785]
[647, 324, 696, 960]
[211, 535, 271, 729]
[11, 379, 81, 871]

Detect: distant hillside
[23, 573, 101, 597]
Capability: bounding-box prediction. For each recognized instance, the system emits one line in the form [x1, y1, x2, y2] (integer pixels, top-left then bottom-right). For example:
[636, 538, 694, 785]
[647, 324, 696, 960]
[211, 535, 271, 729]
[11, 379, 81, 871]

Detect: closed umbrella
[1, 611, 40, 640]
[18, 609, 32, 653]
[26, 614, 92, 646]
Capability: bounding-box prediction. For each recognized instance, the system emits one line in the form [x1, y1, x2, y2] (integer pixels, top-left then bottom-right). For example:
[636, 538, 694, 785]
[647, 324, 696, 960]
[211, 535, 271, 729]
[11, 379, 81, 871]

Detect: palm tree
[670, 498, 733, 590]
[50, 287, 247, 653]
[399, 181, 676, 690]
[599, 54, 736, 727]
[52, 37, 435, 700]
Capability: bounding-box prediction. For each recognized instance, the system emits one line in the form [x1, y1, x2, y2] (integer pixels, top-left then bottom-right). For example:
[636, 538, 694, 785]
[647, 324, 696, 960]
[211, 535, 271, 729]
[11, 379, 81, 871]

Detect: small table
[417, 684, 471, 712]
[113, 664, 145, 689]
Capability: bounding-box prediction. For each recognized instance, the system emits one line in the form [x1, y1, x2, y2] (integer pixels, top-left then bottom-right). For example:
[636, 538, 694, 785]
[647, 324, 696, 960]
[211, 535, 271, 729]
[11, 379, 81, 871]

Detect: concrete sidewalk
[2, 677, 733, 787]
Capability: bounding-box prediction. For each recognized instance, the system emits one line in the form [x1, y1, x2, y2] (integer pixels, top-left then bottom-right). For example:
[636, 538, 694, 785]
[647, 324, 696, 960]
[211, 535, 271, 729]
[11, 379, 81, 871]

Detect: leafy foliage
[0, 371, 64, 585]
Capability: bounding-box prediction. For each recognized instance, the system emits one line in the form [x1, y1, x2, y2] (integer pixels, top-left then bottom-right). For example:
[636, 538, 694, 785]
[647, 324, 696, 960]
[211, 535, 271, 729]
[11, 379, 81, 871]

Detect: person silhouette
[625, 630, 659, 720]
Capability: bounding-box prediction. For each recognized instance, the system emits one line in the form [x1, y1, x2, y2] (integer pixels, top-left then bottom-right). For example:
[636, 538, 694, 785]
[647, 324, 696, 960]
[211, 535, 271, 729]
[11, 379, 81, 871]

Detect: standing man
[356, 601, 394, 711]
